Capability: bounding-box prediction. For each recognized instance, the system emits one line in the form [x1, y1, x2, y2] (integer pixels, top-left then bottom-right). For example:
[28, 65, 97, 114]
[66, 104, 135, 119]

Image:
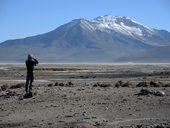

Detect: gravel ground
[0, 63, 170, 128]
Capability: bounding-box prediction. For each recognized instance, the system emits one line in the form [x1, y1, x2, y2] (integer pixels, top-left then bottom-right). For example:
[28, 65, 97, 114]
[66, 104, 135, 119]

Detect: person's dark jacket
[25, 58, 38, 72]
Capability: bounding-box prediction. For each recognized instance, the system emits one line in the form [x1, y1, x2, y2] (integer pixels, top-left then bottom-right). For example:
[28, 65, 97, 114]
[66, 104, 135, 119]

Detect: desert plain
[0, 63, 170, 128]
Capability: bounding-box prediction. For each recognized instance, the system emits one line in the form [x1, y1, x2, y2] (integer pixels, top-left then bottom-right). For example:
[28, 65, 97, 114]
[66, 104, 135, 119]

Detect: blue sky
[0, 0, 170, 43]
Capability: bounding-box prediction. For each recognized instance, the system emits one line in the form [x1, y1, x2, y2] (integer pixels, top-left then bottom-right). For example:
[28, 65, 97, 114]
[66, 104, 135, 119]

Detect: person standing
[25, 54, 38, 93]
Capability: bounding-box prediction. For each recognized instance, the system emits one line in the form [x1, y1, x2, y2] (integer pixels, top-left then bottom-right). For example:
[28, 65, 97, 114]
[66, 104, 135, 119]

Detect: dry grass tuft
[136, 82, 148, 87]
[10, 83, 24, 89]
[48, 83, 53, 87]
[23, 92, 33, 99]
[163, 83, 170, 87]
[54, 81, 74, 87]
[93, 82, 111, 87]
[1, 84, 9, 91]
[115, 81, 132, 87]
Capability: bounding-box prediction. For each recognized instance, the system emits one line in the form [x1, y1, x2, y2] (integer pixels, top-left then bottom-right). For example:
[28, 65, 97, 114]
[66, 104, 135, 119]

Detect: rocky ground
[0, 63, 170, 128]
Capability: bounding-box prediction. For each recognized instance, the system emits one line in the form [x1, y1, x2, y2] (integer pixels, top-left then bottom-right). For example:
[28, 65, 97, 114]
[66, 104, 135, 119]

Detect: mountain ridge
[0, 15, 170, 62]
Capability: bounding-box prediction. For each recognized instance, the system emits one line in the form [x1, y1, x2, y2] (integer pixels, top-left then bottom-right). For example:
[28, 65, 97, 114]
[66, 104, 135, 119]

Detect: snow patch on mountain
[91, 15, 155, 37]
[120, 22, 143, 36]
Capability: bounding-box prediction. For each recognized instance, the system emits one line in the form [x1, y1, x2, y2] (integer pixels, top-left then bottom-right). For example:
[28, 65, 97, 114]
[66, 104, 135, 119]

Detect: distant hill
[0, 15, 170, 62]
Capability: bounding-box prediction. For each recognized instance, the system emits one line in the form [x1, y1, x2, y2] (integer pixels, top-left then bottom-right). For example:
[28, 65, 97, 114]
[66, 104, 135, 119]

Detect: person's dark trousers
[25, 71, 34, 92]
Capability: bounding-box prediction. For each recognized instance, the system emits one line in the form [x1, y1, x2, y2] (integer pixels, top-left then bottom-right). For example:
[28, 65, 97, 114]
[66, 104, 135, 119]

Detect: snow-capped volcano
[70, 15, 169, 46]
[0, 15, 170, 62]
